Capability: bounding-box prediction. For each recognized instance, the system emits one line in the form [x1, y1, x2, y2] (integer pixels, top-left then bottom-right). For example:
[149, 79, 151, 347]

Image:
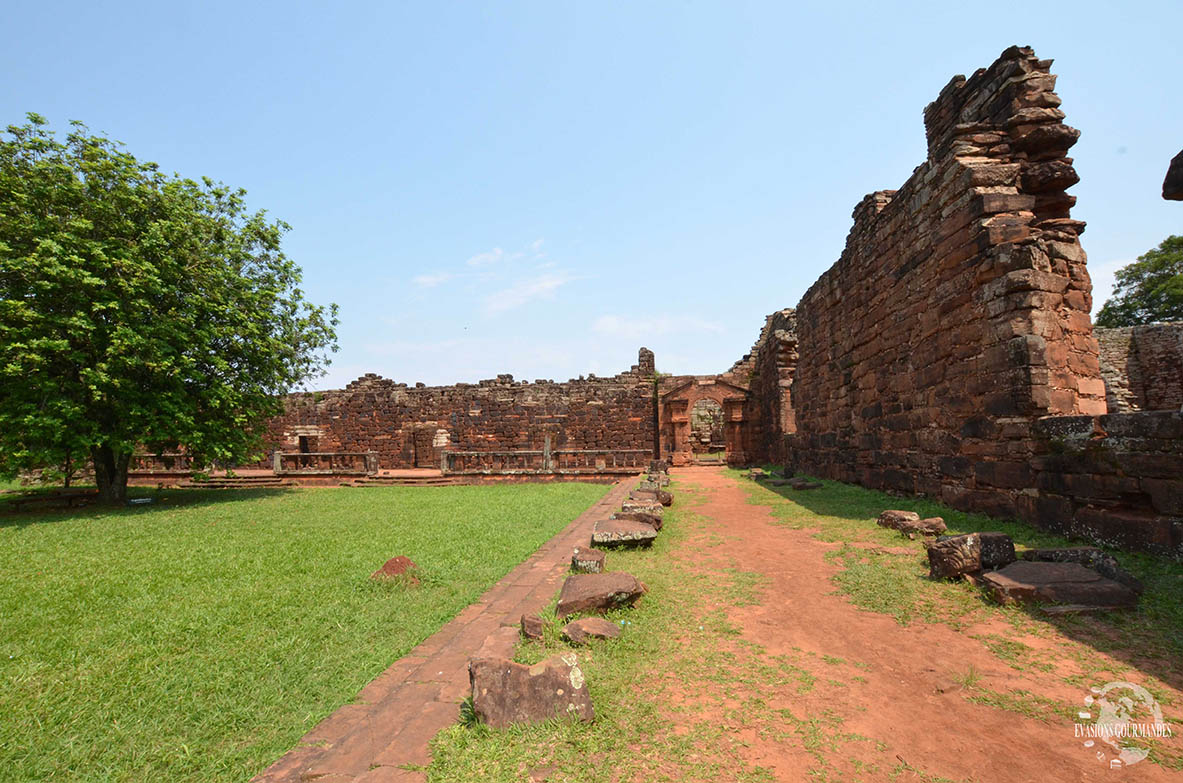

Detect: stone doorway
[658, 377, 754, 466]
[412, 427, 436, 468]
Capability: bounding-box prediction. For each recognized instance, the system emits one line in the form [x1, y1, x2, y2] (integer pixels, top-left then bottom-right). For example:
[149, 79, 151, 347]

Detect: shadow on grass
[0, 487, 296, 529]
[741, 468, 1183, 696]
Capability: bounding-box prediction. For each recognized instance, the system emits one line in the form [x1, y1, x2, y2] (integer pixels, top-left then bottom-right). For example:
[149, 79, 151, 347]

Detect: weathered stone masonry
[1096, 323, 1183, 413]
[266, 350, 657, 470]
[766, 47, 1181, 557]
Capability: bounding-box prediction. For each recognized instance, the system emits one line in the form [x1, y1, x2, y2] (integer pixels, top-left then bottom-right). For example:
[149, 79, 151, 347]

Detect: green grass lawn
[0, 482, 610, 783]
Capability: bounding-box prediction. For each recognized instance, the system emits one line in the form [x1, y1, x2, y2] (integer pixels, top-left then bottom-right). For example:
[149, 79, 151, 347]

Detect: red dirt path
[669, 466, 1180, 782]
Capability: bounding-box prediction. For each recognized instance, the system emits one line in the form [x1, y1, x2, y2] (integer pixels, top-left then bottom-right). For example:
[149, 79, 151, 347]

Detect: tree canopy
[1094, 235, 1183, 327]
[0, 114, 338, 502]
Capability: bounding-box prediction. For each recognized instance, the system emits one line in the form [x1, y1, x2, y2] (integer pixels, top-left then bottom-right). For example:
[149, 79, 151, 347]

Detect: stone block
[562, 617, 621, 645]
[469, 653, 593, 728]
[556, 572, 646, 618]
[592, 518, 658, 548]
[571, 547, 606, 573]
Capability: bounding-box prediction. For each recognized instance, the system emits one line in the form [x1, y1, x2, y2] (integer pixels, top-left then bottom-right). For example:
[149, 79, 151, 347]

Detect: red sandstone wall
[776, 47, 1180, 557]
[265, 350, 657, 469]
[787, 46, 1102, 495]
[750, 309, 798, 459]
[1028, 413, 1182, 557]
[1096, 323, 1183, 412]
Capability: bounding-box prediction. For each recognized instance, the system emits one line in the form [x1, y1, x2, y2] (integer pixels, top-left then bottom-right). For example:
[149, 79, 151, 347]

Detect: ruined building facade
[265, 47, 1181, 557]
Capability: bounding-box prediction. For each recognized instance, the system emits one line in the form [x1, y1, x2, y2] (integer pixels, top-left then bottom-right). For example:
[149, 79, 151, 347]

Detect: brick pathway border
[253, 477, 636, 783]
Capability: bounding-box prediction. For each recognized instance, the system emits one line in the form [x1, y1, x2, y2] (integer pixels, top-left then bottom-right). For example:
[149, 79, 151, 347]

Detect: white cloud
[466, 239, 545, 269]
[592, 314, 725, 340]
[485, 273, 574, 313]
[412, 271, 457, 287]
[466, 247, 505, 267]
[1088, 257, 1131, 316]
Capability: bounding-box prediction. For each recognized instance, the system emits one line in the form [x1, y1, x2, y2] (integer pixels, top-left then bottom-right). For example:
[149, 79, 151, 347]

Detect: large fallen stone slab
[556, 572, 646, 618]
[877, 511, 946, 536]
[629, 489, 673, 507]
[571, 546, 606, 573]
[562, 617, 622, 645]
[469, 653, 593, 728]
[592, 517, 658, 546]
[612, 510, 662, 531]
[927, 532, 1015, 579]
[981, 561, 1139, 609]
[1020, 547, 1144, 594]
[622, 500, 664, 516]
[636, 480, 659, 491]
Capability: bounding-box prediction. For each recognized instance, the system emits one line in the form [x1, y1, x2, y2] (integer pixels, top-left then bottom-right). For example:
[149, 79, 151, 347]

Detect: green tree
[0, 114, 338, 503]
[1095, 235, 1183, 327]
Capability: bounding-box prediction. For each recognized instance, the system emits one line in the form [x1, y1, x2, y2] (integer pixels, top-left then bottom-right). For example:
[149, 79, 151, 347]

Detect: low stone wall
[264, 349, 657, 470]
[1025, 412, 1182, 557]
[1096, 323, 1183, 412]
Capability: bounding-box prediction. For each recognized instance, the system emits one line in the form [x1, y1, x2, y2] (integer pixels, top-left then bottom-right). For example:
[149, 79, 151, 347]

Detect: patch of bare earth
[659, 467, 1181, 782]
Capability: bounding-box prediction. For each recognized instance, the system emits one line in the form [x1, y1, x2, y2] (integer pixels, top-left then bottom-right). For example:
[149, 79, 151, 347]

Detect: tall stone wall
[788, 46, 1102, 498]
[265, 349, 657, 469]
[770, 46, 1181, 557]
[1097, 323, 1183, 412]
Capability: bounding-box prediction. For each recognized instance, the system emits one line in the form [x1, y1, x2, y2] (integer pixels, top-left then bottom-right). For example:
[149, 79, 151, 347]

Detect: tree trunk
[92, 444, 130, 504]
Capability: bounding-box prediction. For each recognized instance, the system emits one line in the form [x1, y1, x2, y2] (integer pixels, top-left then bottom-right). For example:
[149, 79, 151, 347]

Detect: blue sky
[4, 1, 1180, 389]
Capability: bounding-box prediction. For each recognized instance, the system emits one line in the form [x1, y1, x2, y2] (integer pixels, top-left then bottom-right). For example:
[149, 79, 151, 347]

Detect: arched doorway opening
[689, 398, 725, 456]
